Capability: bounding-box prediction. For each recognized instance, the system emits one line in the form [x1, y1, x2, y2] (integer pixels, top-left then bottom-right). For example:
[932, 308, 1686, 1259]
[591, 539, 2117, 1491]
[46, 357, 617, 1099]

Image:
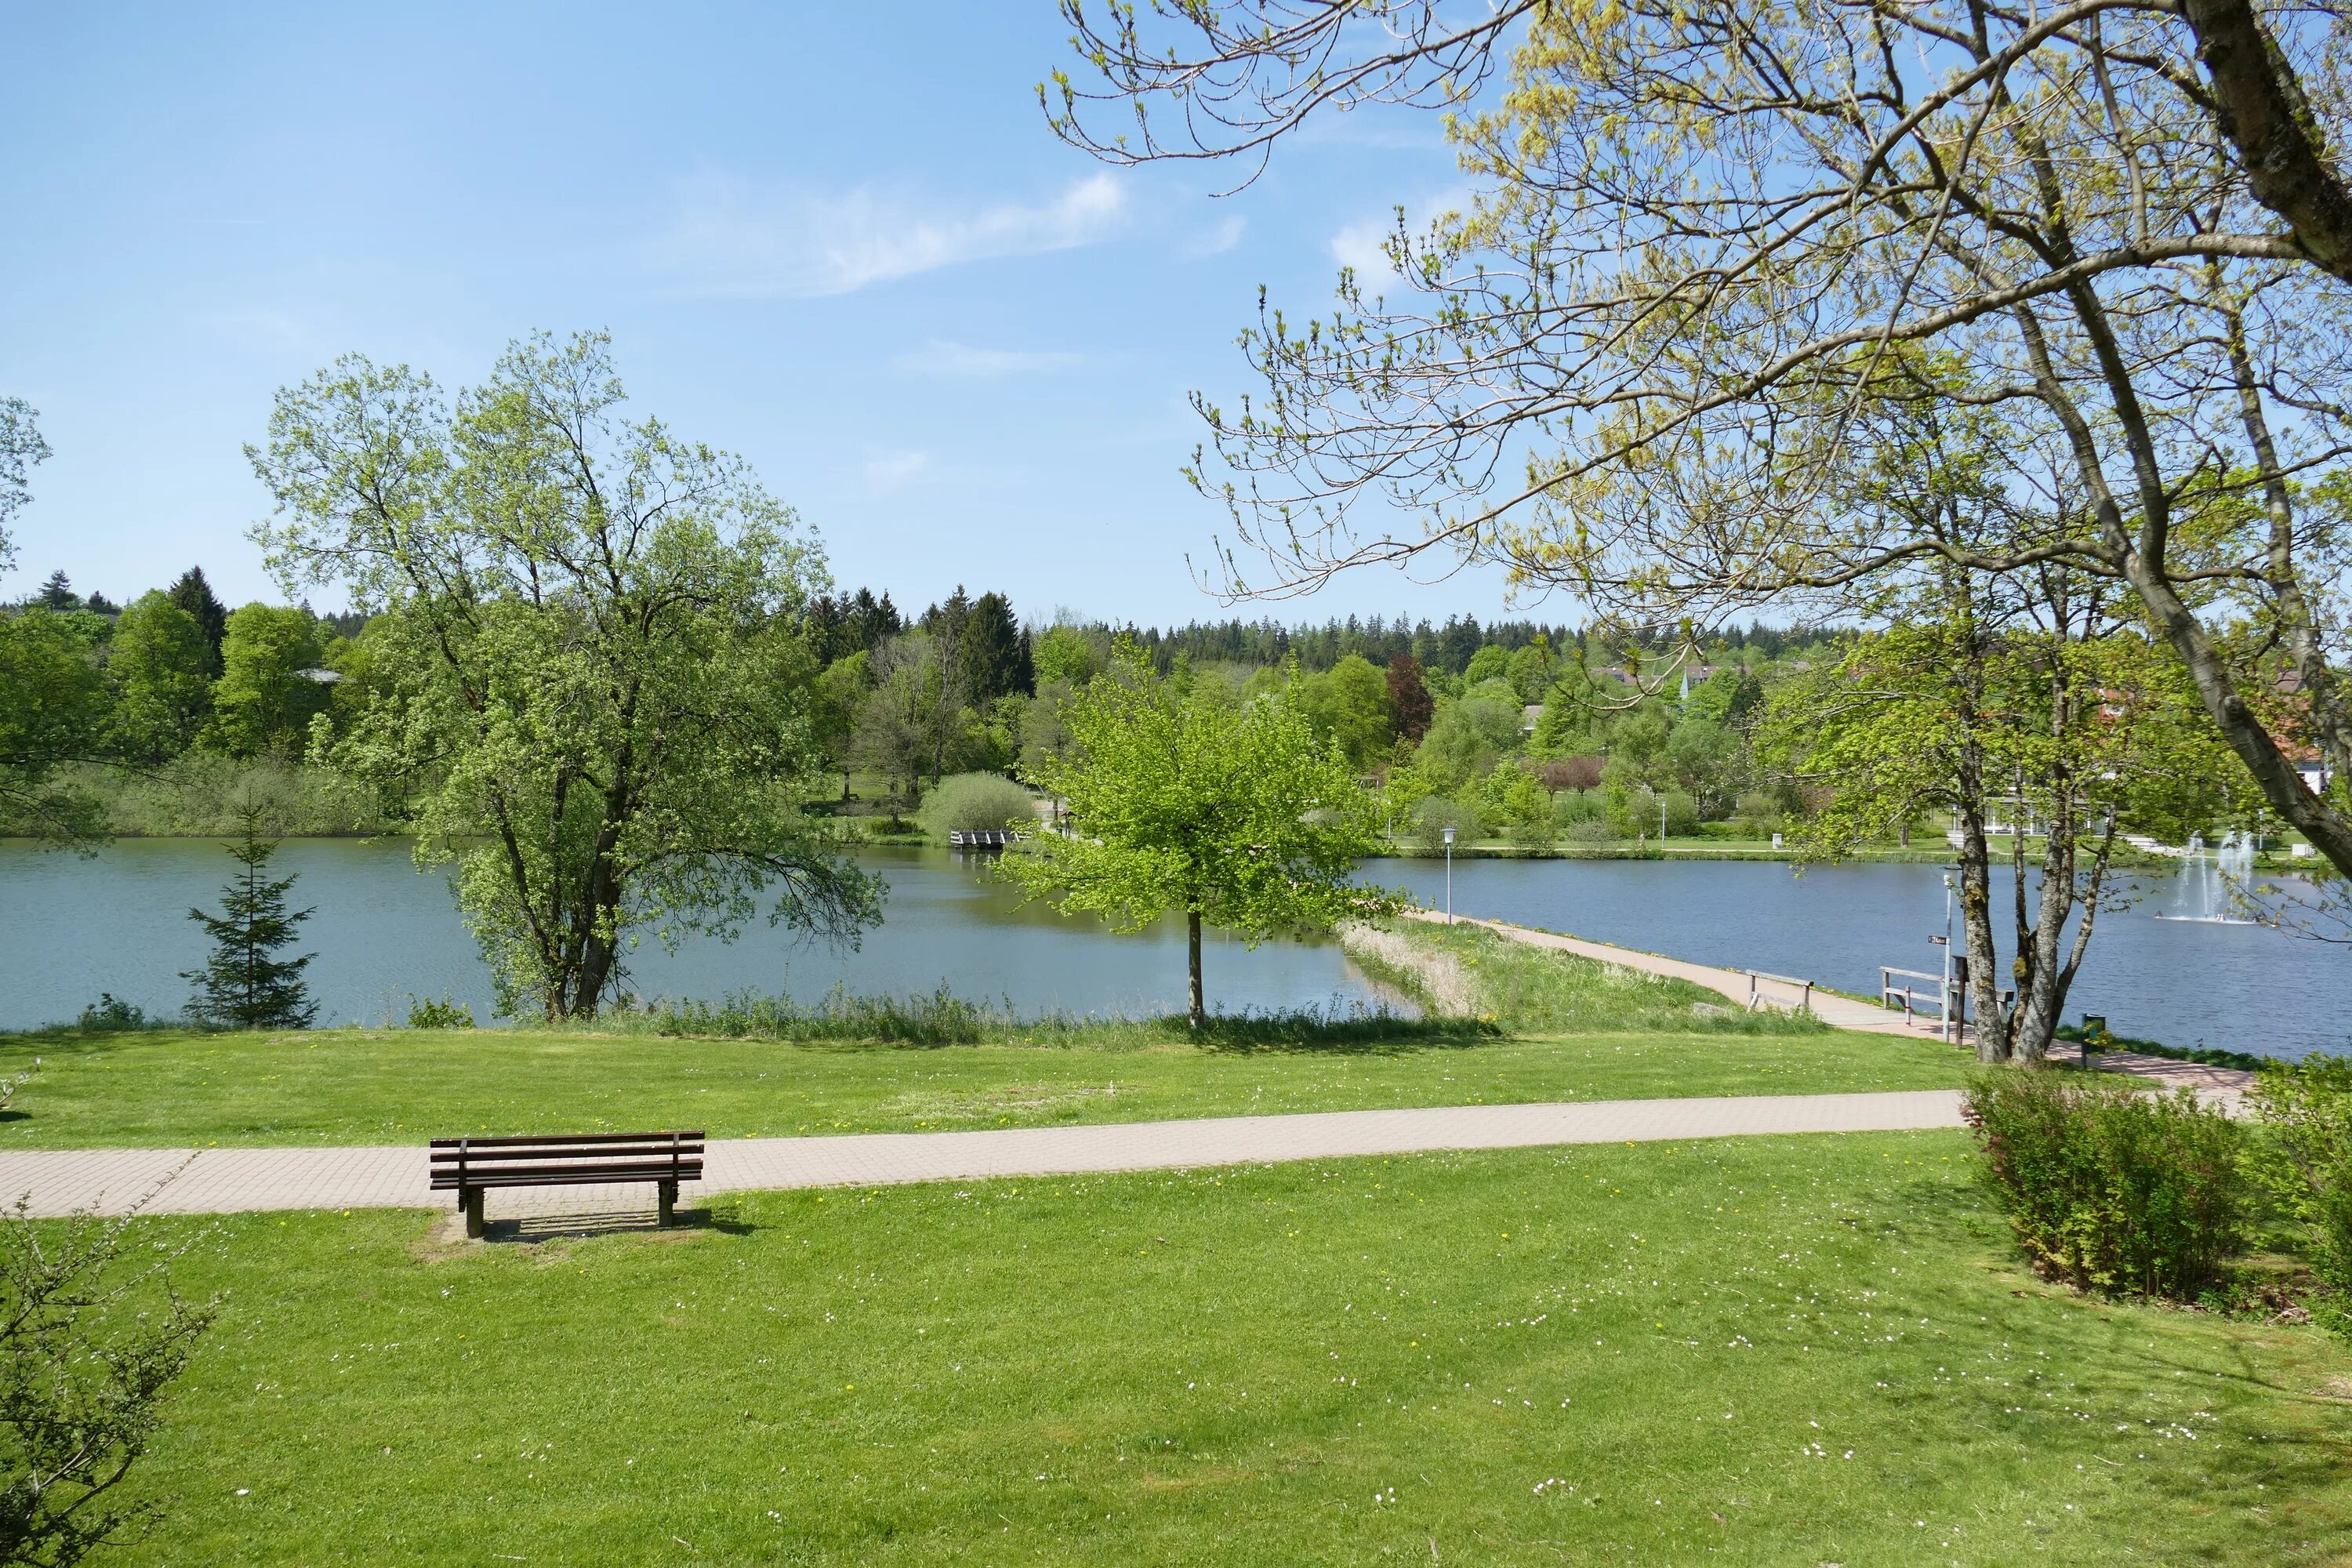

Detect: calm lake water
[0, 841, 1392, 1030]
[2, 840, 2343, 1058]
[1374, 856, 2352, 1061]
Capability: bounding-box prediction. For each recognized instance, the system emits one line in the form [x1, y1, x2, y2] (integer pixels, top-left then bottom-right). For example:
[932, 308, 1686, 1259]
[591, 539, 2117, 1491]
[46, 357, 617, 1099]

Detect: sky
[2, 2, 1537, 626]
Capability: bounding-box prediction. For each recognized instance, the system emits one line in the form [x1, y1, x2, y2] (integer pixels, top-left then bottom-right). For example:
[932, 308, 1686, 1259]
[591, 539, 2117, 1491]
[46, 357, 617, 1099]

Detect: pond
[1373, 855, 2351, 1062]
[0, 841, 1393, 1030]
[1, 840, 2341, 1058]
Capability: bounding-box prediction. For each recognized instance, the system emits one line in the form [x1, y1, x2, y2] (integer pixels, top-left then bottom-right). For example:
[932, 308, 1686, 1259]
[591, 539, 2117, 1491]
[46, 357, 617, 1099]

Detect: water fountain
[2158, 829, 2258, 923]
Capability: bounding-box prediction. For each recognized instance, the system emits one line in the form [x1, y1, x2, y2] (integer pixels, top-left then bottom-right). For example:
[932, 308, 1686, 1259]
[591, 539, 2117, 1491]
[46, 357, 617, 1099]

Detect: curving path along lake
[1371, 855, 2350, 1062]
[2, 840, 2342, 1058]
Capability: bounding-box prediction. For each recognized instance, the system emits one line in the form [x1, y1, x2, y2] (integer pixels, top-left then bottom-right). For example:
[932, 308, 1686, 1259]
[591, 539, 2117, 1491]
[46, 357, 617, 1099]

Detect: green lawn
[0, 1024, 1965, 1149]
[0, 918, 1969, 1150]
[103, 1131, 2352, 1565]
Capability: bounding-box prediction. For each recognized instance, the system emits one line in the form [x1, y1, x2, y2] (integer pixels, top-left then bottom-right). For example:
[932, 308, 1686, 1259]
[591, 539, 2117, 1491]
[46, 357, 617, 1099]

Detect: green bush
[916, 772, 1035, 838]
[1412, 798, 1481, 855]
[1962, 1069, 2247, 1300]
[2249, 1056, 2352, 1312]
[406, 996, 477, 1029]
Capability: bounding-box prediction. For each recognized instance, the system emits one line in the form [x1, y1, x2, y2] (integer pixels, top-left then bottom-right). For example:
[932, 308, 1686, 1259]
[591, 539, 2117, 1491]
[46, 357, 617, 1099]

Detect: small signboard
[1927, 934, 1947, 946]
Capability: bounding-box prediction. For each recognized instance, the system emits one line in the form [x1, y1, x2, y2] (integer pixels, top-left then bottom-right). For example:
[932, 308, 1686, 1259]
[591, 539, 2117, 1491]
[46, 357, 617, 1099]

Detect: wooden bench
[429, 1131, 705, 1238]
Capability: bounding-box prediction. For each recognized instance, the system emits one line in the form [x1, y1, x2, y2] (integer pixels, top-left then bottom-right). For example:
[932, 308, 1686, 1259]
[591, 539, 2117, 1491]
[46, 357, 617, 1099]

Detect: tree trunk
[2181, 0, 2352, 285]
[1187, 911, 1204, 1030]
[1958, 794, 2009, 1064]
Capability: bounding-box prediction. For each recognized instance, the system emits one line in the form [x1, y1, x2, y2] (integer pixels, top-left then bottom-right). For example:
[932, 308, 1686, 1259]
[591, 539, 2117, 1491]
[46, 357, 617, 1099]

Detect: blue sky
[2, 2, 1531, 624]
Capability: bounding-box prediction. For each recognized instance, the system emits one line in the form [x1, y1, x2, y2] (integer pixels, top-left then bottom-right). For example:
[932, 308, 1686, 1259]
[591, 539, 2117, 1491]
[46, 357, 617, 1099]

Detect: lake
[1373, 855, 2351, 1061]
[0, 840, 1392, 1029]
[1, 840, 2343, 1058]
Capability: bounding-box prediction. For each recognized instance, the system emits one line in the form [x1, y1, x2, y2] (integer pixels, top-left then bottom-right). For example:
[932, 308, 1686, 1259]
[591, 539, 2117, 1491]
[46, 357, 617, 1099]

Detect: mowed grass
[0, 1021, 1965, 1149]
[107, 1132, 2352, 1565]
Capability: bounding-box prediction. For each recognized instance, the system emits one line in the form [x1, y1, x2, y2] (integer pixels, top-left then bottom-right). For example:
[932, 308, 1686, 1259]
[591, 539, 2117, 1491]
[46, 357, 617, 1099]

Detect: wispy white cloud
[1329, 216, 1402, 281]
[1185, 213, 1247, 258]
[892, 339, 1088, 379]
[652, 172, 1129, 298]
[863, 448, 931, 493]
[1330, 191, 1469, 285]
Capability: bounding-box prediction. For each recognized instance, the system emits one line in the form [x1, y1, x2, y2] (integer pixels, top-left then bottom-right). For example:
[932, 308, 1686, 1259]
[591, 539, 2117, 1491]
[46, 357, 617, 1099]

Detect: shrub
[1559, 816, 1621, 845]
[0, 1196, 215, 1565]
[1412, 798, 1480, 855]
[74, 994, 149, 1032]
[1962, 1069, 2247, 1300]
[2249, 1055, 2352, 1312]
[916, 772, 1035, 839]
[406, 996, 477, 1029]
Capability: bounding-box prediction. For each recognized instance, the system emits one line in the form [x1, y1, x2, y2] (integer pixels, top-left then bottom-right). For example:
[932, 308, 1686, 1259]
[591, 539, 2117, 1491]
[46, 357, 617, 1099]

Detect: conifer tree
[181, 813, 318, 1029]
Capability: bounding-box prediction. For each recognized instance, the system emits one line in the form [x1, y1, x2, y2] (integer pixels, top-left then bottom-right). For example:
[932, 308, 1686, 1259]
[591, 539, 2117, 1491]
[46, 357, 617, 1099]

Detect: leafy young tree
[1033, 623, 1098, 686]
[181, 813, 318, 1029]
[0, 1195, 214, 1567]
[1296, 652, 1392, 768]
[854, 633, 960, 803]
[812, 651, 869, 801]
[1004, 642, 1400, 1027]
[249, 329, 877, 1019]
[1051, 0, 2352, 880]
[107, 591, 214, 761]
[200, 603, 326, 759]
[0, 402, 112, 848]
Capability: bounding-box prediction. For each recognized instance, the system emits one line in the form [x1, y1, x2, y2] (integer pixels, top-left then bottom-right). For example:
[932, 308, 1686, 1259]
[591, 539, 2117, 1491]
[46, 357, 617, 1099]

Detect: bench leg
[659, 1179, 677, 1228]
[463, 1187, 485, 1240]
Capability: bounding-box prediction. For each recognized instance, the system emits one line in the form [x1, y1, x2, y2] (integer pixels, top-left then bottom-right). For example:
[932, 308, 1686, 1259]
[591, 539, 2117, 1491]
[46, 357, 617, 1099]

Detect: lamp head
[1442, 826, 1457, 846]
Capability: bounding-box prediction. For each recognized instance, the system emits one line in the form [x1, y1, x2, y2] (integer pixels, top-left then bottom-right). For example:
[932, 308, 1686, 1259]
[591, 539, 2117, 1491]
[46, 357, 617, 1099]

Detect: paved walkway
[1412, 910, 2259, 1098]
[0, 1089, 1966, 1219]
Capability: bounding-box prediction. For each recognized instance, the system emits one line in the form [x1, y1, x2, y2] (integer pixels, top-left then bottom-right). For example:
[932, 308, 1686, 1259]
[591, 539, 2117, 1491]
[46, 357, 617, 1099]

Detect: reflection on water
[1368, 856, 2350, 1062]
[4, 840, 2337, 1057]
[0, 841, 1396, 1029]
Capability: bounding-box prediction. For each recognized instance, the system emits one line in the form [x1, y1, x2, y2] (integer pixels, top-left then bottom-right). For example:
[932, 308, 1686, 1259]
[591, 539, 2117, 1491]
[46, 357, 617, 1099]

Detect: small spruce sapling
[181, 811, 318, 1029]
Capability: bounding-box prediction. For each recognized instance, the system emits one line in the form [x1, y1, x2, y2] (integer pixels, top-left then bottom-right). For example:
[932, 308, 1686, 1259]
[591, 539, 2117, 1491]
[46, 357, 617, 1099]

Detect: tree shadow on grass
[475, 1203, 758, 1245]
[1185, 1012, 1502, 1056]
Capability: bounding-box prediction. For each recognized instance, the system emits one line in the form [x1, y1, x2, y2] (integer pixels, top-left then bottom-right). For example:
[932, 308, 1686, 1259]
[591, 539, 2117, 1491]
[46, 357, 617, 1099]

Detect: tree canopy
[1004, 641, 1401, 1027]
[248, 329, 877, 1019]
[1048, 0, 2352, 878]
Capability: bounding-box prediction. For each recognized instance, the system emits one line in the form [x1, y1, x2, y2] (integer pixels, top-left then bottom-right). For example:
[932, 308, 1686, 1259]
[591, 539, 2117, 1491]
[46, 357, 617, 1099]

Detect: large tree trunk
[2182, 0, 2352, 285]
[1957, 789, 2009, 1065]
[1187, 911, 1204, 1029]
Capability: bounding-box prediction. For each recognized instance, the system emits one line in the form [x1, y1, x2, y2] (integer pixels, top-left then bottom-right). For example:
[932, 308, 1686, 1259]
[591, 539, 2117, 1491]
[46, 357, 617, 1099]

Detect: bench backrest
[429, 1131, 705, 1188]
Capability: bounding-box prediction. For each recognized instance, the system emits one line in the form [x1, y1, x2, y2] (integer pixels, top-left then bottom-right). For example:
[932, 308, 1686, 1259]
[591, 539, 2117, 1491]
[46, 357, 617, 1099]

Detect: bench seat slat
[431, 1144, 702, 1167]
[430, 1131, 704, 1150]
[430, 1164, 704, 1190]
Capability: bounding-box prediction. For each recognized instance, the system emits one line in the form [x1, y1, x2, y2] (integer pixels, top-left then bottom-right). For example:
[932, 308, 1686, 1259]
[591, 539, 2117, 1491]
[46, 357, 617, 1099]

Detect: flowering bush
[1962, 1069, 2246, 1301]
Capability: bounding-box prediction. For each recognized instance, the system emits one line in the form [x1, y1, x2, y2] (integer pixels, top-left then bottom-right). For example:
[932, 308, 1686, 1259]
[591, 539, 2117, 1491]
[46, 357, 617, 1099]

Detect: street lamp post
[1941, 871, 1956, 1045]
[1442, 826, 1456, 926]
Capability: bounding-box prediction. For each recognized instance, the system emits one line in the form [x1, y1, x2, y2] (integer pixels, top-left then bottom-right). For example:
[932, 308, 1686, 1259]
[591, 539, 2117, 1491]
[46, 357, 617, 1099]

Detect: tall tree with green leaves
[0, 402, 112, 849]
[182, 814, 318, 1029]
[107, 591, 215, 761]
[1004, 642, 1399, 1027]
[200, 603, 328, 759]
[248, 329, 878, 1020]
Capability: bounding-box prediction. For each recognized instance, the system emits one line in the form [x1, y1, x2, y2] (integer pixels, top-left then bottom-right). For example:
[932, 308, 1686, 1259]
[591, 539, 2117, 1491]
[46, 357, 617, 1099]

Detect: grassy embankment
[92, 1131, 2352, 1566]
[0, 924, 1959, 1150]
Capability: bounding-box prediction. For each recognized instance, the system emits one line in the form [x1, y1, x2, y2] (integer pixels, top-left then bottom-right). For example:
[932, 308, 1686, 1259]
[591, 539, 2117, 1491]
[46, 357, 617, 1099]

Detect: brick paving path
[0, 1088, 1965, 1220]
